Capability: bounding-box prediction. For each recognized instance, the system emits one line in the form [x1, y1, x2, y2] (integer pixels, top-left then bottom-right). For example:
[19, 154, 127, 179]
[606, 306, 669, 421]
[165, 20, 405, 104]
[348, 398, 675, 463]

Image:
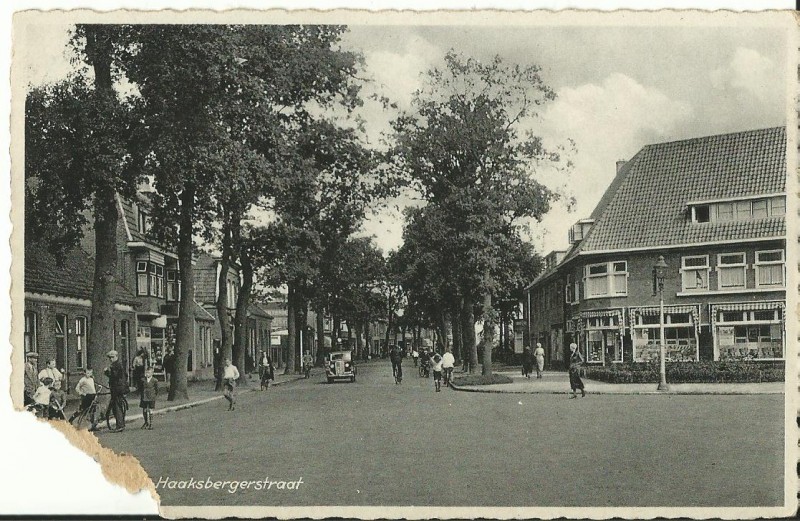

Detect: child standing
[68, 368, 97, 429]
[32, 377, 53, 417]
[222, 358, 240, 411]
[140, 367, 158, 429]
[48, 379, 66, 420]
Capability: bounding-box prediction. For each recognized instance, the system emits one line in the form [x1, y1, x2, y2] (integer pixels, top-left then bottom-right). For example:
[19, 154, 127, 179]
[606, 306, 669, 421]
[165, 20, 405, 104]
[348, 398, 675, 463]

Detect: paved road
[97, 361, 784, 507]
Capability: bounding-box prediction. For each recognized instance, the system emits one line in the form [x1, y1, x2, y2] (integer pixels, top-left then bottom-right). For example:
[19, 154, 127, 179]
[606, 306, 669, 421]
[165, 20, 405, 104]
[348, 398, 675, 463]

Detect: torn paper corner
[49, 420, 160, 503]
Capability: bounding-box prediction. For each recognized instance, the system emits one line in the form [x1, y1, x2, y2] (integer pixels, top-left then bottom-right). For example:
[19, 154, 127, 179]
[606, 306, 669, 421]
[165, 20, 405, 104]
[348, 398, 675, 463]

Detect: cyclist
[411, 348, 419, 367]
[441, 347, 455, 387]
[302, 352, 314, 379]
[419, 348, 431, 378]
[389, 345, 403, 384]
[69, 368, 98, 429]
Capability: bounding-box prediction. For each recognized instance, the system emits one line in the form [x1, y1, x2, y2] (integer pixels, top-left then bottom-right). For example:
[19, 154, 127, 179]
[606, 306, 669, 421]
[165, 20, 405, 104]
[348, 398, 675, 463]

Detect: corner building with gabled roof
[524, 127, 787, 368]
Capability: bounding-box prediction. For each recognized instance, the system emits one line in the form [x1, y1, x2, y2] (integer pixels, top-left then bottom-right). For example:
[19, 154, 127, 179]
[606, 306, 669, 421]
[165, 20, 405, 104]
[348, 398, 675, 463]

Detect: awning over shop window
[577, 309, 624, 335]
[710, 301, 785, 328]
[629, 305, 700, 335]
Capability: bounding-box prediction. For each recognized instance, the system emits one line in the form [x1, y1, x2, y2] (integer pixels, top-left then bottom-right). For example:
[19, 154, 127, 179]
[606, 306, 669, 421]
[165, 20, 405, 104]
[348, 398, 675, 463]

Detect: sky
[20, 21, 790, 256]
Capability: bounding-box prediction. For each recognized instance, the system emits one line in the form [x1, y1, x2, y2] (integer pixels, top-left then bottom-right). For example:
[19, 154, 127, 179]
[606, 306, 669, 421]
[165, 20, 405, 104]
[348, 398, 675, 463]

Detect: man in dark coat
[104, 350, 128, 432]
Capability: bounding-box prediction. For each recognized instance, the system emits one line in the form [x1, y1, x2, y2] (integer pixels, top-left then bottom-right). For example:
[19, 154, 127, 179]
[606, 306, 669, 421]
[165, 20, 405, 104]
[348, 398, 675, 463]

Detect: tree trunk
[481, 291, 494, 377]
[463, 298, 478, 374]
[284, 284, 296, 374]
[232, 237, 251, 386]
[216, 221, 233, 365]
[85, 27, 119, 385]
[88, 188, 119, 381]
[170, 182, 195, 401]
[315, 307, 325, 366]
[437, 310, 450, 352]
[452, 299, 463, 365]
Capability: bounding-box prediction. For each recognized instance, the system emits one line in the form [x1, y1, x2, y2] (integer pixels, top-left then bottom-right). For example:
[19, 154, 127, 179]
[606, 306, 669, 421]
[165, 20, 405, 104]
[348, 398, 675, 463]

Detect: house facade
[525, 127, 787, 367]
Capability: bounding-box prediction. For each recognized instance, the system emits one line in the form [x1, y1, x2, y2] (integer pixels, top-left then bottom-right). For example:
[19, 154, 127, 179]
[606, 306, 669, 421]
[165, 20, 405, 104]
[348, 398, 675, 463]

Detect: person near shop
[534, 343, 546, 379]
[162, 348, 176, 386]
[104, 350, 128, 432]
[222, 358, 240, 411]
[522, 345, 534, 379]
[139, 366, 158, 430]
[38, 358, 63, 388]
[568, 343, 586, 398]
[24, 351, 39, 406]
[48, 379, 66, 420]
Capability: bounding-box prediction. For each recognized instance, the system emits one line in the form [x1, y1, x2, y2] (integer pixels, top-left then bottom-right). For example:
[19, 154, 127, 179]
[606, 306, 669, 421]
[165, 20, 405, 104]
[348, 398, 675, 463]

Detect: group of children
[29, 357, 159, 431]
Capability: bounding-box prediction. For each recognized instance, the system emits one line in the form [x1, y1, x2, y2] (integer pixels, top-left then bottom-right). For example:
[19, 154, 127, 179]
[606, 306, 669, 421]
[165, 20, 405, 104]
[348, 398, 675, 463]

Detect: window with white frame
[136, 261, 148, 296]
[755, 250, 784, 287]
[681, 255, 709, 291]
[564, 274, 573, 304]
[138, 209, 149, 234]
[75, 316, 87, 368]
[716, 253, 746, 290]
[584, 261, 627, 298]
[166, 270, 182, 302]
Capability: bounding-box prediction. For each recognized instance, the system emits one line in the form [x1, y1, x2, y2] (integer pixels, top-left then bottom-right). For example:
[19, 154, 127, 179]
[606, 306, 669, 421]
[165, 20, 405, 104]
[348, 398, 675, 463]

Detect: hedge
[584, 361, 784, 384]
[452, 374, 514, 386]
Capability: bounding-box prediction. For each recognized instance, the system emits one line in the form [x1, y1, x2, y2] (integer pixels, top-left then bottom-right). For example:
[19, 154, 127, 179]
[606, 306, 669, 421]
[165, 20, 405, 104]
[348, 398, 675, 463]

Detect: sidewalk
[451, 370, 784, 395]
[69, 371, 305, 430]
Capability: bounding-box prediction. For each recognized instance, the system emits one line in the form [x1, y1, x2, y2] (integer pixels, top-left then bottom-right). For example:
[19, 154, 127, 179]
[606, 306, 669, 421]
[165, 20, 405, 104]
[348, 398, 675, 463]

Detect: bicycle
[418, 360, 430, 378]
[303, 364, 312, 379]
[71, 385, 128, 431]
[392, 363, 403, 384]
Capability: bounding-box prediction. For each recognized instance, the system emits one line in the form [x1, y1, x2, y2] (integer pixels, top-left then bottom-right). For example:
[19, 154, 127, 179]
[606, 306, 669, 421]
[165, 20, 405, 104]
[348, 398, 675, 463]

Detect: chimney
[616, 160, 627, 175]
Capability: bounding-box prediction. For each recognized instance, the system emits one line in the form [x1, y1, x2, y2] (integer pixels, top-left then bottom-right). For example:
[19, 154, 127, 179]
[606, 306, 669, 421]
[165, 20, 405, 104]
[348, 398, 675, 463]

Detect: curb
[449, 383, 783, 396]
[100, 375, 306, 429]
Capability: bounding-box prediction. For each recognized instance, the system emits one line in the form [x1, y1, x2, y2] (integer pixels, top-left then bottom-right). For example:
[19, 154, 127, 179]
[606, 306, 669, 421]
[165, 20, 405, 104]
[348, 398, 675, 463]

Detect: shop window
[24, 310, 38, 354]
[681, 255, 709, 291]
[584, 261, 627, 298]
[586, 330, 604, 363]
[75, 316, 87, 368]
[755, 250, 784, 288]
[717, 323, 783, 360]
[633, 326, 698, 362]
[716, 253, 746, 290]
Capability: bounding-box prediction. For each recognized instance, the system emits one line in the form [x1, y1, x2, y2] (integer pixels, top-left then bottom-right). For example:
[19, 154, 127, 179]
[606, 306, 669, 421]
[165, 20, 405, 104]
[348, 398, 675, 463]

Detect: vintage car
[325, 350, 357, 383]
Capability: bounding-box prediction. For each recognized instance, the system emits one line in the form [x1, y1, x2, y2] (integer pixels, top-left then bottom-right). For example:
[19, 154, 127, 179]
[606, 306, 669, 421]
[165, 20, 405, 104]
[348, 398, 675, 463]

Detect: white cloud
[710, 47, 779, 104]
[534, 73, 694, 253]
[363, 36, 442, 110]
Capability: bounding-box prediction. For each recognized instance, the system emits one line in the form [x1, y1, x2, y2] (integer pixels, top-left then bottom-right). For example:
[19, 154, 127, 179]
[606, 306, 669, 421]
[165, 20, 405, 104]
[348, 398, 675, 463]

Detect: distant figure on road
[302, 352, 314, 379]
[222, 358, 240, 411]
[259, 350, 274, 390]
[411, 348, 419, 367]
[534, 343, 546, 379]
[521, 346, 534, 379]
[568, 343, 586, 398]
[441, 348, 455, 387]
[390, 345, 403, 384]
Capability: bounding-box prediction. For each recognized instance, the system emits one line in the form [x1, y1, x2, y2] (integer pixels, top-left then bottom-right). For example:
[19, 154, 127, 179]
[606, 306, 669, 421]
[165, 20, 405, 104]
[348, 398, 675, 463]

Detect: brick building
[525, 127, 787, 368]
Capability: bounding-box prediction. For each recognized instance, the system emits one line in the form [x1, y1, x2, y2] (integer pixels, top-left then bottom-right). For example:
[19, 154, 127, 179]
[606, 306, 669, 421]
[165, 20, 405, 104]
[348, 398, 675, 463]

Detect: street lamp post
[653, 255, 670, 392]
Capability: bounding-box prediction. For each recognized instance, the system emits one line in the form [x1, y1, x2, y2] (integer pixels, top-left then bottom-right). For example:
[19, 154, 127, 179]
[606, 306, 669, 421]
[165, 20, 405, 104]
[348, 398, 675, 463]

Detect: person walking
[139, 366, 158, 430]
[259, 350, 274, 390]
[222, 358, 240, 411]
[534, 343, 546, 379]
[24, 351, 39, 406]
[521, 345, 534, 379]
[430, 353, 444, 392]
[568, 343, 586, 398]
[302, 352, 314, 379]
[104, 350, 128, 432]
[162, 348, 176, 386]
[411, 348, 419, 367]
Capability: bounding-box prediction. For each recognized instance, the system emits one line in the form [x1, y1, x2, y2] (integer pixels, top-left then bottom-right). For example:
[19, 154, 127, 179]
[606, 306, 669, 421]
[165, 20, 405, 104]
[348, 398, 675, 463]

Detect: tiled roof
[580, 127, 786, 252]
[248, 303, 273, 320]
[24, 241, 138, 306]
[194, 301, 216, 322]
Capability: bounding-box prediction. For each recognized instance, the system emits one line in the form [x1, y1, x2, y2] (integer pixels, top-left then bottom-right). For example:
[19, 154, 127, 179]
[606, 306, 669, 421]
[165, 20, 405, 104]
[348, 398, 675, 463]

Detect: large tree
[25, 25, 140, 375]
[391, 51, 566, 375]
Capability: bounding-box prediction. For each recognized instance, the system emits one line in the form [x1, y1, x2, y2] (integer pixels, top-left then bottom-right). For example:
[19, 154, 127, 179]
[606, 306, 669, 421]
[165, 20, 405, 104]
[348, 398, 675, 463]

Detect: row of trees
[26, 26, 569, 397]
[25, 25, 399, 400]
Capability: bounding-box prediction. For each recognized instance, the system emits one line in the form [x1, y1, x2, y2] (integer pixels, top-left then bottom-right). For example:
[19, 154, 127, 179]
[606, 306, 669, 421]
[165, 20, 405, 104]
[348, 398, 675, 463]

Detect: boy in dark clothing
[140, 367, 158, 430]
